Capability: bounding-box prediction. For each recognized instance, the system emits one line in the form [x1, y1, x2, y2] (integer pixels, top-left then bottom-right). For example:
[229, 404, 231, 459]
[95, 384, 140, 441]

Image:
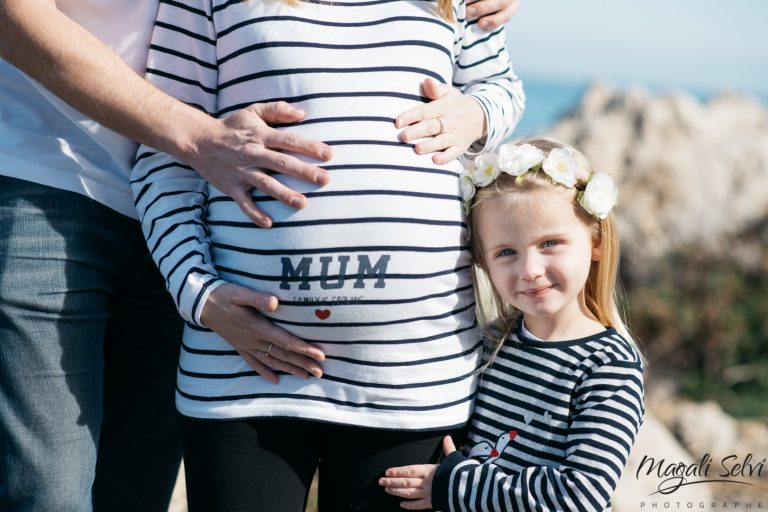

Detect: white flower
[579, 172, 618, 219]
[459, 171, 476, 205]
[542, 147, 578, 187]
[498, 143, 545, 176]
[471, 153, 501, 187]
[460, 155, 476, 175]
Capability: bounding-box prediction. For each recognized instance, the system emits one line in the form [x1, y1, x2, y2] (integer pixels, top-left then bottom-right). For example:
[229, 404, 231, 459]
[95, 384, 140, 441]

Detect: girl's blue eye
[542, 240, 559, 249]
[497, 248, 516, 257]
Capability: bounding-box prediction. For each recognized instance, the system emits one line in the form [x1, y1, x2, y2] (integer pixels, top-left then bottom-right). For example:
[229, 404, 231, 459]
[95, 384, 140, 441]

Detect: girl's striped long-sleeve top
[131, 0, 524, 428]
[432, 324, 645, 511]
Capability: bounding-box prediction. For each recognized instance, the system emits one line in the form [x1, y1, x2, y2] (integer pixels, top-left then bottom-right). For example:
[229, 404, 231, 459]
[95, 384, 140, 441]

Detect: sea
[516, 77, 768, 136]
[513, 78, 588, 135]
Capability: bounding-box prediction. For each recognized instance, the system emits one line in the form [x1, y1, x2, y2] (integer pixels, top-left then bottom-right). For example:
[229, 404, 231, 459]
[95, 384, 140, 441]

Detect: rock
[669, 401, 768, 502]
[549, 84, 768, 277]
[614, 413, 713, 511]
[674, 401, 739, 457]
[738, 420, 768, 453]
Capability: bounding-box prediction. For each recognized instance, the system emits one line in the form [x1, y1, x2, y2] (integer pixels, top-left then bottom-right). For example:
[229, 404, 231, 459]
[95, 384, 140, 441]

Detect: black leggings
[182, 416, 463, 512]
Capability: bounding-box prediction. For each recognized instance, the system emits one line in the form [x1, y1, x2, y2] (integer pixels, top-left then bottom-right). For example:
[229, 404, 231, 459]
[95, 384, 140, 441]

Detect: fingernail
[315, 172, 329, 186]
[291, 196, 304, 208]
[322, 147, 333, 160]
[260, 218, 273, 229]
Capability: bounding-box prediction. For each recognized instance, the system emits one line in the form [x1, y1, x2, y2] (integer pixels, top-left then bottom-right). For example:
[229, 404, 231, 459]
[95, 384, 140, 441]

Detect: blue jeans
[0, 176, 183, 511]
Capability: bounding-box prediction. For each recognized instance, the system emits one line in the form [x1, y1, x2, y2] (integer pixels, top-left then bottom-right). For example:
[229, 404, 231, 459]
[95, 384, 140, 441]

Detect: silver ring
[437, 118, 445, 134]
[265, 343, 274, 357]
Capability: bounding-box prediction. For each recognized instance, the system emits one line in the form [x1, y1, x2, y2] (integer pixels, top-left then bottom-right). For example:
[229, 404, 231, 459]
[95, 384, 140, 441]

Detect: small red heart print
[509, 430, 517, 440]
[315, 309, 331, 320]
[490, 449, 499, 457]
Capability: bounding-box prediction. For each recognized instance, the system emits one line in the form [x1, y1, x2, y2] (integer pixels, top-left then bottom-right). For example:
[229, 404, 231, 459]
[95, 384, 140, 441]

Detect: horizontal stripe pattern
[131, 0, 523, 429]
[432, 325, 645, 511]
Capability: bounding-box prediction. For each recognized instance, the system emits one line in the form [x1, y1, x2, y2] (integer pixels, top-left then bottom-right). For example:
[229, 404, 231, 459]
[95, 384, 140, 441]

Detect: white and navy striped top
[131, 0, 524, 429]
[432, 324, 645, 511]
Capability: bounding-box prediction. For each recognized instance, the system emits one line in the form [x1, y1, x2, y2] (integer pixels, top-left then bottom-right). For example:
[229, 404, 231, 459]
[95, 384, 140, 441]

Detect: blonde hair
[275, 0, 454, 21]
[469, 138, 643, 367]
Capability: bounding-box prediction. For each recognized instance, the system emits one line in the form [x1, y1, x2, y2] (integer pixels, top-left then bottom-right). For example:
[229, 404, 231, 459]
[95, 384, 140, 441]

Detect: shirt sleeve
[130, 0, 222, 326]
[432, 358, 645, 512]
[452, 0, 525, 155]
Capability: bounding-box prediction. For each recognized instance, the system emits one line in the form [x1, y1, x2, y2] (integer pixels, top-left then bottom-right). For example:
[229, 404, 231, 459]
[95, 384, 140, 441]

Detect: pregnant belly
[204, 140, 471, 343]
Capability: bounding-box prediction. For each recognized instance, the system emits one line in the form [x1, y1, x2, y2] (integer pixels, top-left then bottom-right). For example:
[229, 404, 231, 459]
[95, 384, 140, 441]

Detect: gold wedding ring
[265, 343, 274, 357]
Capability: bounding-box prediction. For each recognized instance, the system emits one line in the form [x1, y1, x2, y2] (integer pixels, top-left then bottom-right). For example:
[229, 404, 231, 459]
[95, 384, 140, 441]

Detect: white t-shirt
[0, 0, 158, 218]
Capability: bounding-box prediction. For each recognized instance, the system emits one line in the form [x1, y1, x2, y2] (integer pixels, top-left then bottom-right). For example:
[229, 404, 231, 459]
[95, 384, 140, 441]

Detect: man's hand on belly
[188, 102, 333, 229]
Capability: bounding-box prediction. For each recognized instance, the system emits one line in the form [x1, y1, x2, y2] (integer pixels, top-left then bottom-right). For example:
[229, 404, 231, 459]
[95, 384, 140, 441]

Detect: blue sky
[505, 0, 768, 98]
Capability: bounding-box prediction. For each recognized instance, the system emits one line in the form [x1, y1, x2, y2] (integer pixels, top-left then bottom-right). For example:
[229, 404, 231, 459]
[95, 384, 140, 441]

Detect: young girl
[131, 0, 523, 510]
[379, 139, 645, 511]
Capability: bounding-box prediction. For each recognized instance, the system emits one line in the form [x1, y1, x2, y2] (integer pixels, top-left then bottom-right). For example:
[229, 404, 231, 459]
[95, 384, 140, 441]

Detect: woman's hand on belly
[395, 79, 487, 165]
[200, 282, 326, 384]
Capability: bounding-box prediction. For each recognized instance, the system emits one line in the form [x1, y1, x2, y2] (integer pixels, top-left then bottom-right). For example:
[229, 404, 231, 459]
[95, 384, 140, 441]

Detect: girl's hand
[396, 78, 487, 165]
[443, 435, 457, 455]
[467, 0, 521, 30]
[378, 436, 457, 510]
[199, 282, 326, 384]
[379, 464, 436, 510]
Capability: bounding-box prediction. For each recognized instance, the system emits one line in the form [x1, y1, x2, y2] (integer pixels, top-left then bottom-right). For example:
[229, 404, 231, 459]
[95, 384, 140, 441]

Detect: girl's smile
[520, 284, 556, 298]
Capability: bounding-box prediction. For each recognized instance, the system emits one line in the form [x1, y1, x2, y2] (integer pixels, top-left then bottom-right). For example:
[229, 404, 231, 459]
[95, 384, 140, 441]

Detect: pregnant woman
[131, 1, 524, 510]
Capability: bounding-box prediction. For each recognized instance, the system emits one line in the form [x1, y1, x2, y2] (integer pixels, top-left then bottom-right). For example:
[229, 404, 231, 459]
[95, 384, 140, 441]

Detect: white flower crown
[460, 143, 618, 220]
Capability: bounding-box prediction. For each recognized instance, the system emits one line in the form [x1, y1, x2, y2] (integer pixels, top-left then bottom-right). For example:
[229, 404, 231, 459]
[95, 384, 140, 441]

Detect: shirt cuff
[464, 94, 491, 156]
[192, 278, 226, 327]
[432, 451, 470, 512]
